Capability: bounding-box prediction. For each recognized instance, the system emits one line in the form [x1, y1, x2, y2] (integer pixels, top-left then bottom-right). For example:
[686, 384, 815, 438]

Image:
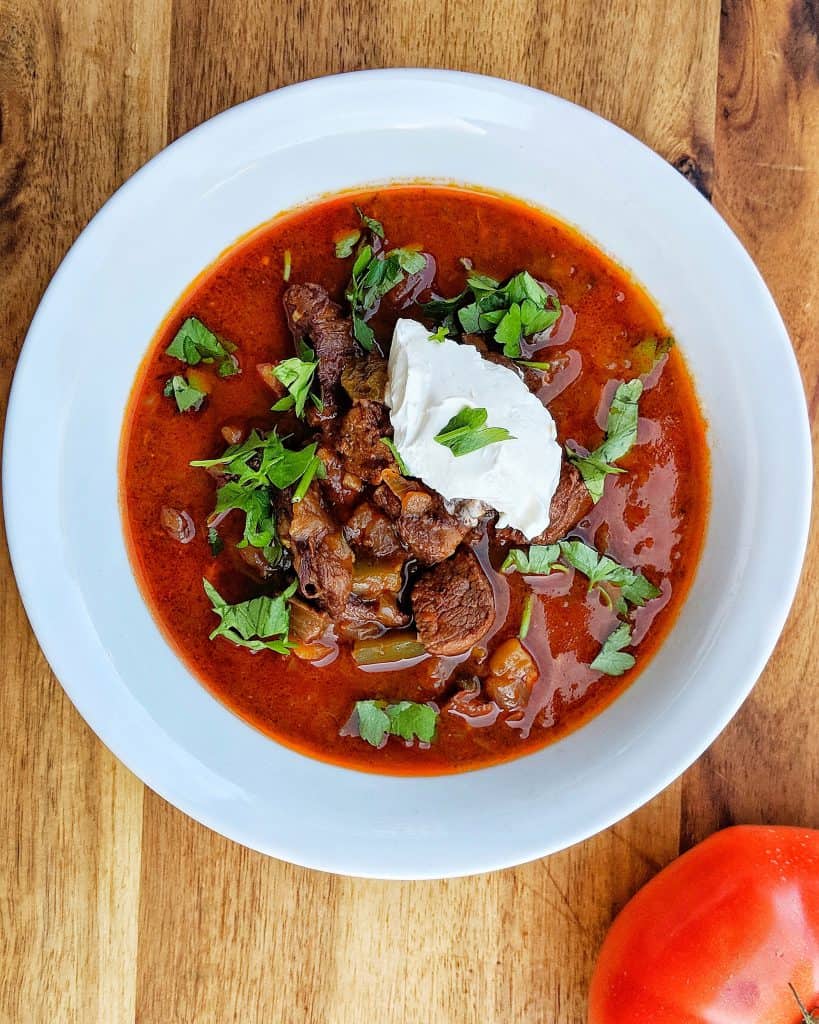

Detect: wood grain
[0, 0, 814, 1021]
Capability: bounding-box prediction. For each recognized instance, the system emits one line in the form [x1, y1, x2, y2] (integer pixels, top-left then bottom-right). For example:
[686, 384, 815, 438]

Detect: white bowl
[3, 70, 811, 879]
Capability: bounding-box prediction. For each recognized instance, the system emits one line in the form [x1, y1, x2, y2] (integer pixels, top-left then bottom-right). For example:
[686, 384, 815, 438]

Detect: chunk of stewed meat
[485, 637, 538, 711]
[344, 502, 402, 558]
[283, 283, 355, 418]
[283, 482, 353, 618]
[335, 400, 394, 484]
[336, 593, 410, 641]
[317, 445, 363, 510]
[373, 470, 474, 565]
[411, 548, 495, 656]
[495, 461, 592, 546]
[396, 504, 472, 565]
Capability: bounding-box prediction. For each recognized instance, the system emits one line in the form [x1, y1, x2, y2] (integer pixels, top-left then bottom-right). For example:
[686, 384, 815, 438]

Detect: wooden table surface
[1, 1, 816, 1021]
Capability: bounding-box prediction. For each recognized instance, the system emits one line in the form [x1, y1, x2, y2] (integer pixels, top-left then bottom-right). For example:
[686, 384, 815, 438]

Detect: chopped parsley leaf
[380, 437, 410, 475]
[422, 270, 560, 358]
[269, 353, 319, 418]
[355, 206, 385, 238]
[567, 378, 644, 502]
[433, 406, 515, 457]
[500, 544, 565, 575]
[191, 431, 321, 560]
[354, 700, 438, 747]
[519, 594, 534, 640]
[558, 539, 660, 607]
[591, 622, 635, 676]
[292, 454, 326, 503]
[163, 374, 206, 413]
[343, 230, 428, 351]
[335, 230, 362, 258]
[166, 316, 238, 377]
[203, 577, 297, 655]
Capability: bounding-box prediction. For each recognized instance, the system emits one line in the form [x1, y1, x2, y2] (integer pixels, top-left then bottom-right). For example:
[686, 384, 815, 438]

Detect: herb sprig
[567, 378, 644, 503]
[336, 207, 427, 352]
[421, 270, 561, 359]
[501, 538, 660, 612]
[380, 437, 410, 475]
[270, 345, 321, 418]
[191, 430, 326, 562]
[434, 406, 515, 457]
[166, 317, 239, 378]
[203, 578, 297, 655]
[355, 700, 439, 747]
[163, 374, 207, 413]
[591, 622, 635, 676]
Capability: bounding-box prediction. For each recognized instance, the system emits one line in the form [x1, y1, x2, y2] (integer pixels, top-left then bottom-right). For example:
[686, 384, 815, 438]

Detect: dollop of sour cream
[385, 318, 562, 539]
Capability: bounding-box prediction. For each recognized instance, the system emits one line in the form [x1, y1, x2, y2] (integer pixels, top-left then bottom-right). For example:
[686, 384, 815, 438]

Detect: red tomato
[588, 826, 819, 1023]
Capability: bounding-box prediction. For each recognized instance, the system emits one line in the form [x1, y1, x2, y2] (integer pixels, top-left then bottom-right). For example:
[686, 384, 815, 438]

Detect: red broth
[120, 185, 709, 774]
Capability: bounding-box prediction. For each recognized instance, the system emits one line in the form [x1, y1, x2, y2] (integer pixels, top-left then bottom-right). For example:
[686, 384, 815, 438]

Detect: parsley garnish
[501, 538, 659, 611]
[166, 317, 238, 377]
[335, 230, 361, 258]
[212, 484, 280, 557]
[346, 244, 428, 351]
[433, 406, 515, 457]
[422, 271, 560, 358]
[191, 430, 324, 560]
[354, 700, 438, 747]
[590, 622, 635, 676]
[519, 594, 534, 640]
[163, 374, 206, 413]
[516, 359, 551, 370]
[207, 527, 223, 556]
[355, 206, 385, 238]
[269, 353, 319, 417]
[380, 437, 410, 475]
[203, 578, 297, 655]
[500, 544, 567, 575]
[567, 378, 644, 503]
[428, 326, 449, 343]
[558, 539, 660, 609]
[292, 454, 326, 502]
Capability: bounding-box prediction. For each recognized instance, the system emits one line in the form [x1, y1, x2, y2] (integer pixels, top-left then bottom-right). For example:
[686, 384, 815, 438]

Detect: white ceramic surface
[3, 70, 811, 879]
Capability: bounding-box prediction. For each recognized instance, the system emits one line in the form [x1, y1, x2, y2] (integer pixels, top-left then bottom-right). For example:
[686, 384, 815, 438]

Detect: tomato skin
[588, 826, 819, 1024]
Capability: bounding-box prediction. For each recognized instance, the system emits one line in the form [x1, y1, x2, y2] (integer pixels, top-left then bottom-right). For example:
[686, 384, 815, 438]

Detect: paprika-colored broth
[120, 185, 709, 774]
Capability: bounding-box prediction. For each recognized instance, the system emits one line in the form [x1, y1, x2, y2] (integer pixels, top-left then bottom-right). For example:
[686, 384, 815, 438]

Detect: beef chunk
[396, 498, 473, 566]
[344, 502, 402, 558]
[371, 471, 474, 565]
[336, 593, 410, 641]
[341, 354, 388, 403]
[335, 401, 393, 484]
[495, 461, 592, 546]
[412, 548, 495, 656]
[542, 462, 593, 542]
[372, 481, 402, 519]
[283, 482, 353, 618]
[283, 283, 355, 417]
[317, 445, 363, 510]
